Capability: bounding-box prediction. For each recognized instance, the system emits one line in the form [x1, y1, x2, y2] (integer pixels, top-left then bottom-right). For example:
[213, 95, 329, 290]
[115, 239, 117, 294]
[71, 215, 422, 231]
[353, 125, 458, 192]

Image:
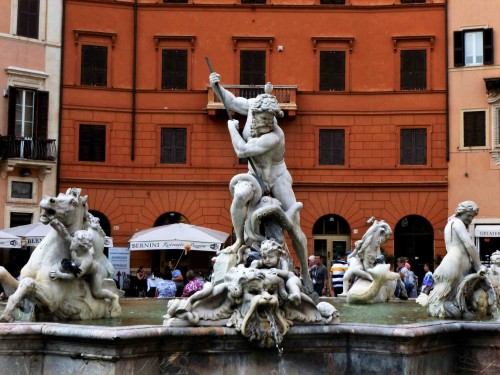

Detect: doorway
[394, 215, 434, 284]
[312, 214, 351, 290]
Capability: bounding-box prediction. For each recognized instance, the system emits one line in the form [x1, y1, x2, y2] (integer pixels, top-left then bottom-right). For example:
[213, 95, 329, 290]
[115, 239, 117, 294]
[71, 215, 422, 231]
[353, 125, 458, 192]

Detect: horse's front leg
[0, 266, 19, 298]
[0, 277, 37, 322]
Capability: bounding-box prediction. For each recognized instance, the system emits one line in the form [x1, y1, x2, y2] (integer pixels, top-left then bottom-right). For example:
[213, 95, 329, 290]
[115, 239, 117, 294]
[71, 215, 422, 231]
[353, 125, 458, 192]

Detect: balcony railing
[0, 136, 57, 161]
[207, 84, 297, 116]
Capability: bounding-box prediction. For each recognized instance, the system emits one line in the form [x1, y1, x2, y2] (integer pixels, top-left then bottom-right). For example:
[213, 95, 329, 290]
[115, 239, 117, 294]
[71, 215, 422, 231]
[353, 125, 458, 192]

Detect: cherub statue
[251, 238, 302, 305]
[49, 224, 121, 314]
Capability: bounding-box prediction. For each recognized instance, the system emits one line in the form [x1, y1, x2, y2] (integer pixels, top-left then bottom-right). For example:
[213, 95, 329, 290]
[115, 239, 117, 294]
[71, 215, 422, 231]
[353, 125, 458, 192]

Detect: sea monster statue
[338, 217, 402, 304]
[0, 188, 123, 322]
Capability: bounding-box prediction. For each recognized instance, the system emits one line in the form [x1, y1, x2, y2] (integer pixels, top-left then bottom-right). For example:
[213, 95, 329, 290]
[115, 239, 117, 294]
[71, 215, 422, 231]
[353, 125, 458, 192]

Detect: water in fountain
[264, 307, 287, 375]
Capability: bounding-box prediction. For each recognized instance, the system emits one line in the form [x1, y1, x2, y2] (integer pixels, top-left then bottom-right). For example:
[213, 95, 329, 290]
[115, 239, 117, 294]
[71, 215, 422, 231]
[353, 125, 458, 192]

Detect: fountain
[1, 82, 499, 374]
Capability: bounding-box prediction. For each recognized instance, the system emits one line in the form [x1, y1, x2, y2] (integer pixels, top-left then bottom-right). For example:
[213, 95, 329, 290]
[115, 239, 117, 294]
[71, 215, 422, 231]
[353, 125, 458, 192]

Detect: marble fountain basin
[0, 298, 499, 375]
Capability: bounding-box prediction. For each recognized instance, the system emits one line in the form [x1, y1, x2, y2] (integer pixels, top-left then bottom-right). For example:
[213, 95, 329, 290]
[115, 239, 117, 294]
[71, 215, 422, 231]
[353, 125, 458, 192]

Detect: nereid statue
[417, 201, 497, 319]
[0, 188, 122, 322]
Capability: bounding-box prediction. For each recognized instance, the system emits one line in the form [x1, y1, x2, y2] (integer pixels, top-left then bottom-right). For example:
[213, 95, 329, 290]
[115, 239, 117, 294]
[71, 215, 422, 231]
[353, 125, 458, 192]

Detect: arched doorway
[394, 215, 434, 283]
[312, 214, 351, 271]
[154, 212, 189, 226]
[89, 210, 111, 256]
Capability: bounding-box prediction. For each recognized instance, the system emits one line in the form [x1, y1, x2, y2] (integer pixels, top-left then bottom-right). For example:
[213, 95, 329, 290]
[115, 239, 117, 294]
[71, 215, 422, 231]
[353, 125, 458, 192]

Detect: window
[319, 129, 345, 165]
[11, 181, 33, 199]
[320, 51, 345, 91]
[241, 0, 267, 3]
[79, 124, 106, 162]
[463, 111, 486, 147]
[400, 129, 427, 165]
[8, 87, 49, 139]
[162, 50, 188, 90]
[164, 0, 188, 3]
[400, 0, 425, 3]
[240, 50, 266, 86]
[454, 29, 494, 67]
[400, 50, 426, 91]
[10, 212, 33, 228]
[17, 0, 39, 39]
[321, 0, 345, 3]
[81, 45, 108, 86]
[161, 128, 186, 164]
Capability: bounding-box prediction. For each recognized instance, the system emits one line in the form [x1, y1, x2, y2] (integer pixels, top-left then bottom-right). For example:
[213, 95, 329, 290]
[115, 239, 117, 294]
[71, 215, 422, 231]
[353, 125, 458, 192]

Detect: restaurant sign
[474, 225, 500, 237]
[129, 240, 221, 252]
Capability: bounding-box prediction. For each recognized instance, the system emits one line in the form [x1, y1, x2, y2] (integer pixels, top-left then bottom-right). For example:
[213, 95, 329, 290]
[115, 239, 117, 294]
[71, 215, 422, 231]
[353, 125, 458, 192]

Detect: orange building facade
[60, 0, 448, 279]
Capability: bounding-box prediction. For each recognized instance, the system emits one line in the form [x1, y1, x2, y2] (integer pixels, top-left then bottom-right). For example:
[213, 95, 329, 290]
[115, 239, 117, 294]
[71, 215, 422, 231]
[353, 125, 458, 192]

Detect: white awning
[129, 223, 229, 252]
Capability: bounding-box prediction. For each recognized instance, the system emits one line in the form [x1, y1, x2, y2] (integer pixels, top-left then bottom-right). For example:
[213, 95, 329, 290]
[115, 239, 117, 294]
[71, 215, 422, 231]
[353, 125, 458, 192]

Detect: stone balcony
[207, 84, 298, 117]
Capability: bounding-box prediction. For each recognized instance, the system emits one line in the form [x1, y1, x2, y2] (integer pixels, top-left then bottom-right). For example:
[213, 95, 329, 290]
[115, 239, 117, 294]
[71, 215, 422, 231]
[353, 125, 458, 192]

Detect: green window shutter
[454, 31, 465, 67]
[483, 28, 494, 65]
[35, 91, 49, 139]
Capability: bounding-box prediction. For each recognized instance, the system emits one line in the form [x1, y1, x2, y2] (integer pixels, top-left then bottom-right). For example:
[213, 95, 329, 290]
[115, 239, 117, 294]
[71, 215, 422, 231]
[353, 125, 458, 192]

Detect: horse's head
[40, 188, 88, 230]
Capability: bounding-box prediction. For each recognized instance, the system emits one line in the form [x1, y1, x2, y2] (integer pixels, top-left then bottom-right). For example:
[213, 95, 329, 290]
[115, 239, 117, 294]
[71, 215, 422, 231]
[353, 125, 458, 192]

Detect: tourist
[308, 255, 316, 277]
[311, 254, 328, 296]
[169, 260, 184, 297]
[427, 201, 486, 317]
[405, 263, 418, 298]
[209, 72, 312, 292]
[136, 266, 146, 297]
[421, 263, 434, 295]
[395, 257, 413, 298]
[331, 253, 348, 297]
[181, 270, 204, 297]
[155, 270, 176, 298]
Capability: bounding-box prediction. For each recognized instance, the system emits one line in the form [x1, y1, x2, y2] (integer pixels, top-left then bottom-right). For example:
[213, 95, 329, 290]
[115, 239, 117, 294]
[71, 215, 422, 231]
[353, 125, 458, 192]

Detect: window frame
[161, 49, 188, 90]
[73, 30, 116, 87]
[77, 123, 109, 163]
[460, 109, 488, 150]
[16, 0, 40, 39]
[454, 28, 494, 67]
[399, 128, 428, 166]
[158, 126, 190, 166]
[7, 176, 38, 204]
[312, 36, 353, 92]
[154, 35, 195, 91]
[232, 36, 273, 86]
[319, 50, 346, 92]
[396, 126, 431, 167]
[80, 45, 109, 87]
[392, 35, 434, 91]
[316, 127, 348, 167]
[400, 49, 427, 91]
[493, 106, 500, 149]
[7, 86, 49, 140]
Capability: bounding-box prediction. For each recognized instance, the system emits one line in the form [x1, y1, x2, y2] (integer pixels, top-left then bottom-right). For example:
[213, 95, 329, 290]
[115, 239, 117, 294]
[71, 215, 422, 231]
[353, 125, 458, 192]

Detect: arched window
[89, 210, 111, 237]
[154, 212, 189, 227]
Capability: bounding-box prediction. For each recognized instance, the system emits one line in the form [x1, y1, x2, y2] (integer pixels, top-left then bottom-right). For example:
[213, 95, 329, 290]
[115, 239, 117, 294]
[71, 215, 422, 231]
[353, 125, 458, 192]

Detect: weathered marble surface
[0, 188, 122, 322]
[339, 217, 401, 304]
[417, 201, 497, 319]
[1, 319, 499, 375]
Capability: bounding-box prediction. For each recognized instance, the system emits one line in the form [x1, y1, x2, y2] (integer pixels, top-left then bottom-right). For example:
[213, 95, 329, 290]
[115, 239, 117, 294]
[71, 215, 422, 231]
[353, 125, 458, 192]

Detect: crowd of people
[128, 252, 435, 301]
[304, 251, 434, 298]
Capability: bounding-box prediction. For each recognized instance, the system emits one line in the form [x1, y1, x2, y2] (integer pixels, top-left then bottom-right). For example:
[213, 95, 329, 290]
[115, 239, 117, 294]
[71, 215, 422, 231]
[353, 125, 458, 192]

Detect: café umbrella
[128, 223, 229, 252]
[0, 230, 21, 249]
[2, 223, 113, 247]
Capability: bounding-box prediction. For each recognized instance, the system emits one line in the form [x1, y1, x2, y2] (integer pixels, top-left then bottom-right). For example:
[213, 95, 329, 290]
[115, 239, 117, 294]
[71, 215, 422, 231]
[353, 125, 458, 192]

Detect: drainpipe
[445, 1, 449, 162]
[131, 0, 138, 161]
[56, 0, 66, 194]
